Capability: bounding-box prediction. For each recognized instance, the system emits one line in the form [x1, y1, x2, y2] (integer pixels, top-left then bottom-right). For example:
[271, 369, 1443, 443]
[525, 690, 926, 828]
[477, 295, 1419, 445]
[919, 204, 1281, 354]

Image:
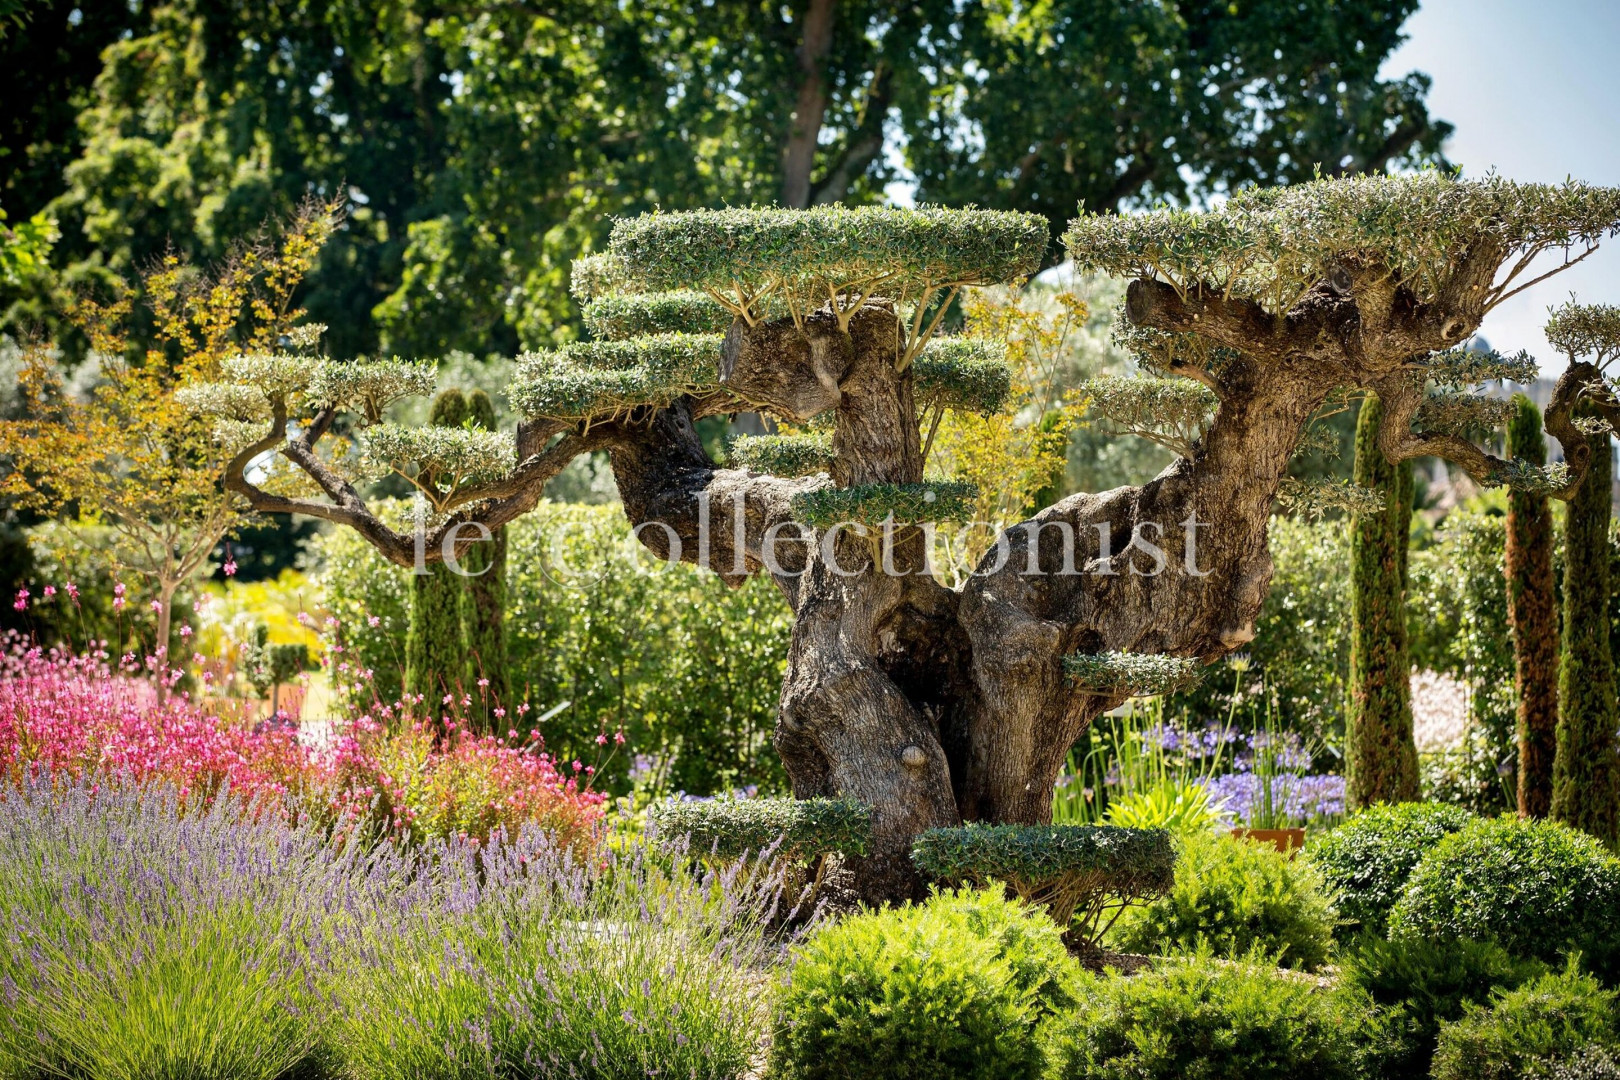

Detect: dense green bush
[313, 500, 793, 794]
[1343, 933, 1548, 1079]
[1044, 950, 1372, 1080]
[1389, 816, 1620, 973]
[1108, 830, 1337, 971]
[1431, 966, 1620, 1080]
[1545, 1046, 1620, 1080]
[650, 796, 871, 862]
[1308, 802, 1474, 935]
[770, 888, 1077, 1080]
[909, 823, 1174, 945]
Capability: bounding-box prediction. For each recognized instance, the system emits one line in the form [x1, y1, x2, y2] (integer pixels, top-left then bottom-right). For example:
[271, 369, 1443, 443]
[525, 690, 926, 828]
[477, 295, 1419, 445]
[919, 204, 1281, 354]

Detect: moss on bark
[1348, 394, 1419, 809]
[1506, 394, 1559, 817]
[1551, 409, 1620, 845]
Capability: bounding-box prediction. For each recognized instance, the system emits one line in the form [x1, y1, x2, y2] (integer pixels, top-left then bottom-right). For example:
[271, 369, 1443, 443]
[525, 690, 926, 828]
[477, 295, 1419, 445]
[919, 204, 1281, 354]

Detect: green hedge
[910, 824, 1173, 944]
[1308, 802, 1475, 936]
[1344, 933, 1548, 1080]
[770, 887, 1077, 1080]
[1389, 816, 1620, 973]
[649, 797, 870, 862]
[1108, 830, 1338, 971]
[1431, 966, 1620, 1080]
[1044, 950, 1373, 1080]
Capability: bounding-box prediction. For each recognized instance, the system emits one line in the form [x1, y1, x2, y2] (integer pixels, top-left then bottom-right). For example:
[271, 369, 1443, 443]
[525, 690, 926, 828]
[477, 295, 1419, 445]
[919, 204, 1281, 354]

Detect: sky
[1381, 0, 1620, 367]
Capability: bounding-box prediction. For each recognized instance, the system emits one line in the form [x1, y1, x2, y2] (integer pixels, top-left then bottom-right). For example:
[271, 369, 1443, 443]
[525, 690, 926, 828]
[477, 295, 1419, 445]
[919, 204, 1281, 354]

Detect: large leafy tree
[16, 0, 1447, 357]
[187, 176, 1620, 900]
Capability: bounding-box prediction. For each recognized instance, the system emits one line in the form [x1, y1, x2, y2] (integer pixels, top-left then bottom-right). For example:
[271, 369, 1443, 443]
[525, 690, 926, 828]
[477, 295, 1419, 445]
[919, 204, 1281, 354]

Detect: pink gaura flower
[223, 560, 238, 577]
[42, 586, 55, 599]
[12, 589, 28, 612]
[366, 615, 381, 628]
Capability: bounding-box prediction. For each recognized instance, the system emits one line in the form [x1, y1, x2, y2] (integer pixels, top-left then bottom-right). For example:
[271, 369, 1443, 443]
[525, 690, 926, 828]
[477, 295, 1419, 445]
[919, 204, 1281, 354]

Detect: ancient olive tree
[193, 180, 1620, 900]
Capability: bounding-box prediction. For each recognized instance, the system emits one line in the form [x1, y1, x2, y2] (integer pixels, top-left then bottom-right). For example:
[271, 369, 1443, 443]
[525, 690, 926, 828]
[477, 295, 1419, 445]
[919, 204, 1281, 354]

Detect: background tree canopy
[0, 0, 1447, 358]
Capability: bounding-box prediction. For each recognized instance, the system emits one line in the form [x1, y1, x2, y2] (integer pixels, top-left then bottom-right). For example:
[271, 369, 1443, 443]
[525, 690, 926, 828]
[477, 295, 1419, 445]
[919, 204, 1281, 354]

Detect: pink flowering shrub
[323, 719, 605, 850]
[0, 634, 605, 851]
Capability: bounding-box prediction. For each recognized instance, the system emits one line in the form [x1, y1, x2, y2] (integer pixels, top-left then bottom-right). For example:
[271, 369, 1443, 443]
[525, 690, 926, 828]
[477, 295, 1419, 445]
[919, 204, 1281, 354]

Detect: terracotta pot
[1231, 827, 1306, 856]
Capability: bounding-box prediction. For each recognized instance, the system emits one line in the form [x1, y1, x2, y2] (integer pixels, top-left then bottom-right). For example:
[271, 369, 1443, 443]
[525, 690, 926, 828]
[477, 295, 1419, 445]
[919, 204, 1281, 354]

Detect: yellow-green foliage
[1108, 830, 1339, 971]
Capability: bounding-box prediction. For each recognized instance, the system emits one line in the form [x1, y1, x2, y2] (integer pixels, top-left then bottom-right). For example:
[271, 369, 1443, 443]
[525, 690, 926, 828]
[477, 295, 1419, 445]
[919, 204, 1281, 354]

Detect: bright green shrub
[650, 796, 870, 862]
[1343, 933, 1548, 1079]
[1388, 816, 1620, 973]
[1044, 949, 1372, 1080]
[909, 823, 1174, 945]
[1108, 830, 1337, 971]
[1431, 966, 1620, 1080]
[770, 888, 1078, 1080]
[313, 500, 793, 794]
[1308, 802, 1474, 935]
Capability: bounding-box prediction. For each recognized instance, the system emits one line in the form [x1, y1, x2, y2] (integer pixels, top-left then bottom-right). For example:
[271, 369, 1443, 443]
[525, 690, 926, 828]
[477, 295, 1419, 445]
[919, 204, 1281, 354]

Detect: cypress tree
[1551, 409, 1620, 845]
[1347, 393, 1420, 809]
[404, 389, 469, 723]
[1506, 394, 1560, 817]
[461, 389, 509, 730]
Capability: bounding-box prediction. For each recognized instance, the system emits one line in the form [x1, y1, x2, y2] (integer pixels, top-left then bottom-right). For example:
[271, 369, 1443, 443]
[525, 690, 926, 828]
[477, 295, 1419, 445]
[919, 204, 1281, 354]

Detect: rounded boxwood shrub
[1044, 950, 1373, 1080]
[1389, 815, 1620, 973]
[1343, 932, 1548, 1079]
[770, 887, 1077, 1080]
[1308, 802, 1474, 936]
[1108, 830, 1338, 971]
[909, 823, 1174, 946]
[1431, 966, 1620, 1080]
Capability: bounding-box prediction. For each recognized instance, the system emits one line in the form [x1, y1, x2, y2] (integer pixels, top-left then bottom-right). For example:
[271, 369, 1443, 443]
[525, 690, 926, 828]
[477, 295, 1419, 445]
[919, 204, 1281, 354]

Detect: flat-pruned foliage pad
[358, 424, 514, 487]
[608, 206, 1047, 312]
[910, 823, 1176, 943]
[1416, 392, 1517, 436]
[1081, 374, 1217, 457]
[1063, 651, 1203, 697]
[649, 796, 871, 863]
[792, 480, 979, 529]
[729, 432, 834, 477]
[583, 291, 736, 340]
[306, 359, 437, 419]
[508, 333, 724, 419]
[1065, 173, 1620, 313]
[175, 382, 273, 422]
[1546, 302, 1620, 366]
[913, 338, 1012, 415]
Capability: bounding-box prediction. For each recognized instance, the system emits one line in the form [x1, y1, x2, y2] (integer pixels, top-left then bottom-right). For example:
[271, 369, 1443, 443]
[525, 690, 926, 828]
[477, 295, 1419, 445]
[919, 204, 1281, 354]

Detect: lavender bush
[0, 776, 405, 1080]
[0, 777, 785, 1080]
[331, 830, 787, 1080]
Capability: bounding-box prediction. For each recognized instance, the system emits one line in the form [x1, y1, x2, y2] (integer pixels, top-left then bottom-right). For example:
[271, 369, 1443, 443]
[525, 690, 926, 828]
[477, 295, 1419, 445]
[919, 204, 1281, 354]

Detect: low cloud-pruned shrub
[1389, 815, 1620, 973]
[1308, 802, 1474, 936]
[770, 887, 1077, 1080]
[1343, 932, 1548, 1079]
[1107, 830, 1337, 971]
[909, 823, 1174, 945]
[1431, 965, 1620, 1080]
[1044, 949, 1372, 1080]
[650, 796, 871, 863]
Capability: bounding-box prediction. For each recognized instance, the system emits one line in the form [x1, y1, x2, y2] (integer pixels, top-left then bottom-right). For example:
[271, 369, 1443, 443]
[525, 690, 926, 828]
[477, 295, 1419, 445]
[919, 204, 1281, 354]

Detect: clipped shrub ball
[1108, 830, 1338, 971]
[1546, 1046, 1620, 1080]
[649, 796, 870, 864]
[1388, 815, 1620, 973]
[770, 887, 1078, 1080]
[1309, 801, 1474, 935]
[1044, 949, 1373, 1080]
[1431, 965, 1620, 1080]
[1343, 932, 1548, 1080]
[909, 823, 1174, 947]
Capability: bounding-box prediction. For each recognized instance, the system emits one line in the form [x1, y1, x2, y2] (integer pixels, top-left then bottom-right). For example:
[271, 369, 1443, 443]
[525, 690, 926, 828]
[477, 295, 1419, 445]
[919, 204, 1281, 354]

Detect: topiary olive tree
[191, 179, 1620, 901]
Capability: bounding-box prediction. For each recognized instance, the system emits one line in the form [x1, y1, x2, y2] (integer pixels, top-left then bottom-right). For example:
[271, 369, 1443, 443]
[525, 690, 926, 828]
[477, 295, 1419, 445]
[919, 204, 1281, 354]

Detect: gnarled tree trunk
[610, 294, 1337, 901]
